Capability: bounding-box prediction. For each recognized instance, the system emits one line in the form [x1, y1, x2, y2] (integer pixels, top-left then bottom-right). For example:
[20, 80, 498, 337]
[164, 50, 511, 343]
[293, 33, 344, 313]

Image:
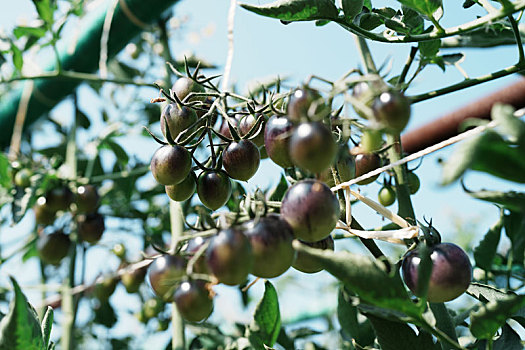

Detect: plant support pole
[0, 0, 180, 147]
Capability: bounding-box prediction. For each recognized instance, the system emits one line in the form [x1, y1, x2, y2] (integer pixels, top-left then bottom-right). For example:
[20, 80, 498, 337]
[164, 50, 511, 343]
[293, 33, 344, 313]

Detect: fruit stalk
[169, 200, 185, 350]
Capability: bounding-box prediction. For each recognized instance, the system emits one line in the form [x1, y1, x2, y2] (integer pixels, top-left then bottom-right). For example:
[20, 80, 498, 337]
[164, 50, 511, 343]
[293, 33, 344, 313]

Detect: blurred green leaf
[491, 103, 525, 148]
[247, 281, 281, 349]
[31, 0, 55, 26]
[489, 323, 522, 350]
[441, 130, 525, 185]
[503, 211, 525, 267]
[40, 307, 53, 349]
[0, 153, 10, 188]
[105, 140, 129, 166]
[11, 44, 23, 72]
[466, 187, 525, 213]
[365, 314, 440, 350]
[401, 6, 424, 34]
[357, 12, 384, 30]
[13, 26, 47, 39]
[470, 294, 525, 339]
[474, 213, 503, 270]
[75, 109, 91, 129]
[268, 174, 288, 202]
[467, 283, 512, 303]
[240, 0, 339, 22]
[93, 301, 117, 329]
[0, 277, 44, 350]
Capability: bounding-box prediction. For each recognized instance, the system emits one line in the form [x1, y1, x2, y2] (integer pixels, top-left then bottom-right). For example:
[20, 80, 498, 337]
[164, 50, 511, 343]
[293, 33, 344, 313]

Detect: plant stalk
[170, 200, 185, 350]
[430, 303, 459, 350]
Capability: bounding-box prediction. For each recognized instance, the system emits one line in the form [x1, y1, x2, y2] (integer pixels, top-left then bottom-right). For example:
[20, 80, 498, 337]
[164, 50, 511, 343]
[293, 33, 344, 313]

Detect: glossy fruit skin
[281, 180, 340, 242]
[222, 140, 260, 181]
[378, 186, 396, 207]
[147, 254, 187, 301]
[289, 122, 337, 174]
[408, 172, 420, 194]
[239, 113, 266, 147]
[244, 215, 296, 278]
[353, 150, 381, 185]
[264, 116, 294, 168]
[75, 185, 99, 214]
[174, 280, 213, 322]
[402, 243, 472, 303]
[287, 87, 327, 122]
[150, 145, 192, 186]
[206, 228, 253, 286]
[372, 90, 411, 133]
[165, 171, 196, 202]
[172, 77, 205, 102]
[14, 168, 32, 187]
[160, 103, 197, 140]
[197, 170, 232, 210]
[352, 80, 387, 119]
[77, 212, 105, 244]
[293, 235, 335, 273]
[45, 186, 74, 212]
[34, 197, 56, 226]
[218, 114, 242, 139]
[121, 266, 147, 293]
[37, 231, 71, 265]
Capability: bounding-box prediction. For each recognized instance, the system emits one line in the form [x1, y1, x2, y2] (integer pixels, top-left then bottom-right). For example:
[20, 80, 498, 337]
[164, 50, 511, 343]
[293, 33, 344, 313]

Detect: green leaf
[503, 211, 525, 267]
[357, 12, 384, 30]
[441, 130, 525, 185]
[470, 294, 525, 339]
[11, 44, 23, 72]
[397, 0, 442, 18]
[103, 140, 129, 166]
[418, 39, 440, 57]
[13, 26, 47, 40]
[401, 7, 424, 34]
[466, 188, 525, 213]
[490, 323, 523, 350]
[0, 277, 45, 350]
[75, 109, 91, 129]
[365, 314, 440, 350]
[0, 153, 10, 188]
[342, 0, 364, 20]
[247, 281, 281, 349]
[240, 0, 339, 22]
[31, 0, 55, 26]
[337, 286, 374, 347]
[293, 243, 421, 317]
[474, 214, 503, 270]
[491, 103, 525, 148]
[268, 174, 289, 201]
[40, 307, 53, 348]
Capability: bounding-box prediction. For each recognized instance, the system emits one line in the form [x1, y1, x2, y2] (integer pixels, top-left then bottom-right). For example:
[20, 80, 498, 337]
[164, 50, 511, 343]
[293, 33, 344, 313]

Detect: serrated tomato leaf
[491, 103, 525, 148]
[474, 214, 503, 270]
[503, 211, 525, 267]
[397, 0, 442, 18]
[470, 294, 525, 339]
[240, 0, 339, 22]
[0, 277, 45, 350]
[247, 281, 281, 349]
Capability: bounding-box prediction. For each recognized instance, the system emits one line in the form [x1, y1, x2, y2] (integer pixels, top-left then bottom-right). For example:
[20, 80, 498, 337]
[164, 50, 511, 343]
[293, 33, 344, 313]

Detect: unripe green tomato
[165, 171, 197, 202]
[93, 276, 118, 302]
[37, 230, 71, 265]
[121, 266, 147, 294]
[293, 236, 335, 273]
[45, 186, 74, 212]
[14, 168, 32, 187]
[74, 185, 100, 214]
[112, 243, 126, 259]
[378, 186, 396, 207]
[408, 172, 420, 194]
[143, 298, 164, 319]
[34, 197, 56, 226]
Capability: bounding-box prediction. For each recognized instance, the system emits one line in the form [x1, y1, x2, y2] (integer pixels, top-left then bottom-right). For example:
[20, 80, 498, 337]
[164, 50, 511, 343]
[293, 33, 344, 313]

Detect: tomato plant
[1, 0, 525, 349]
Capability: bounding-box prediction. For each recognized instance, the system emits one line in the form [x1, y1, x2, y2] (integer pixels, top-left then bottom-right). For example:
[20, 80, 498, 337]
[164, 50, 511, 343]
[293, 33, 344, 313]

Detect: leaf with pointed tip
[0, 277, 44, 350]
[40, 307, 53, 348]
[491, 103, 525, 148]
[293, 243, 421, 317]
[247, 281, 281, 348]
[467, 283, 513, 303]
[503, 211, 525, 267]
[240, 0, 338, 22]
[470, 294, 525, 339]
[337, 287, 375, 346]
[474, 214, 503, 270]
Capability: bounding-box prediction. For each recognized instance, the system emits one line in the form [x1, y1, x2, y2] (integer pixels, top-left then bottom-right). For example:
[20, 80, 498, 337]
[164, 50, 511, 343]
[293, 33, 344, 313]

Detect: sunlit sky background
[0, 0, 524, 348]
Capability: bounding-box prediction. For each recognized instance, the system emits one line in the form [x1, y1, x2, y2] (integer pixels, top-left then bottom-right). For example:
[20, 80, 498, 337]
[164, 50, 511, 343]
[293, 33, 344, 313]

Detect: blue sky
[1, 0, 524, 347]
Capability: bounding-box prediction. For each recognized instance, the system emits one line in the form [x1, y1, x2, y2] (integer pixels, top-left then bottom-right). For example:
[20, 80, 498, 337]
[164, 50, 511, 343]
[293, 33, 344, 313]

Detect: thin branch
[8, 80, 34, 160]
[507, 14, 525, 63]
[99, 0, 119, 78]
